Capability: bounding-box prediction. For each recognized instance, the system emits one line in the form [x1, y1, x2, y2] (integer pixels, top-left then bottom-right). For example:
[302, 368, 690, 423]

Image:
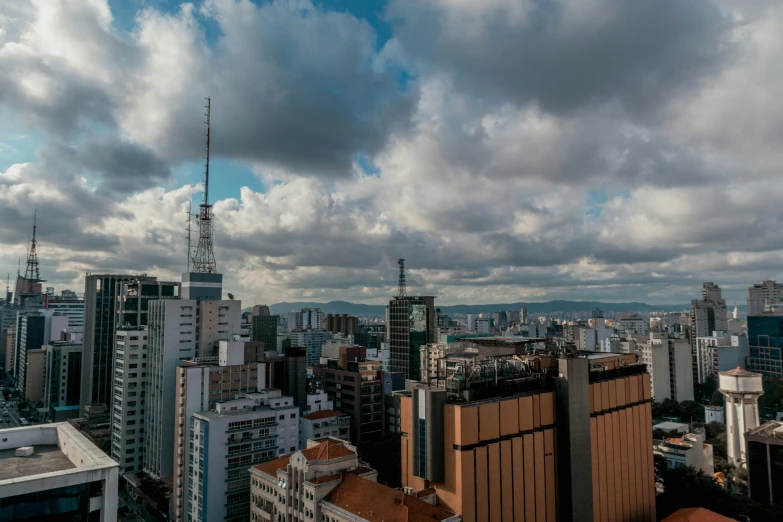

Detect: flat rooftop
[0, 445, 75, 481]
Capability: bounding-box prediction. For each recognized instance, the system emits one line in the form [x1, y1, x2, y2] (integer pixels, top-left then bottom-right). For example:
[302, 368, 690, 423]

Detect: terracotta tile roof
[302, 409, 347, 421]
[300, 439, 355, 461]
[662, 508, 737, 522]
[323, 474, 455, 522]
[253, 455, 291, 478]
[713, 472, 726, 484]
[309, 466, 376, 485]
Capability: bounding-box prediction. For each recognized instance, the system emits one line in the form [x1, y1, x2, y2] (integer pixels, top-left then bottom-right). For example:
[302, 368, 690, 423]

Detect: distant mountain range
[251, 300, 740, 316]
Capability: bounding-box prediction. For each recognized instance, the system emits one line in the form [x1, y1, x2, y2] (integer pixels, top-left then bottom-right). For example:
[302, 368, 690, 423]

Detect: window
[290, 413, 296, 419]
[279, 415, 284, 420]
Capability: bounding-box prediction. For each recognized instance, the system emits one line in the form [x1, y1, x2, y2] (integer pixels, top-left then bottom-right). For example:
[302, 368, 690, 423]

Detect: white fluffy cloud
[1, 0, 783, 305]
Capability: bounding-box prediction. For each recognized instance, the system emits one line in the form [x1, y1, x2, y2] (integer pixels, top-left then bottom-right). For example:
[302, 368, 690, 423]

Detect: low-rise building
[0, 423, 119, 521]
[704, 405, 725, 424]
[299, 410, 351, 447]
[654, 430, 714, 476]
[188, 390, 299, 522]
[305, 390, 333, 414]
[250, 437, 457, 522]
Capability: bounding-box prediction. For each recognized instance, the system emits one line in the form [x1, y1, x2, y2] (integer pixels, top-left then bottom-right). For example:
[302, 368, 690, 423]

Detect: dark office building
[252, 314, 279, 351]
[80, 275, 180, 415]
[285, 346, 307, 412]
[747, 313, 783, 378]
[325, 314, 359, 335]
[15, 313, 45, 393]
[313, 346, 385, 445]
[388, 296, 435, 380]
[747, 421, 783, 506]
[354, 330, 385, 351]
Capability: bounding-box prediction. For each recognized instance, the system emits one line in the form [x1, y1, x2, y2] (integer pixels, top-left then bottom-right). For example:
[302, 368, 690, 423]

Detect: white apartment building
[112, 327, 149, 474]
[305, 390, 333, 414]
[747, 280, 783, 316]
[288, 329, 333, 367]
[639, 334, 694, 402]
[287, 308, 326, 331]
[299, 410, 350, 447]
[145, 300, 198, 479]
[0, 423, 119, 522]
[46, 297, 85, 329]
[696, 332, 750, 384]
[654, 430, 714, 476]
[189, 390, 299, 522]
[172, 341, 267, 522]
[617, 315, 647, 335]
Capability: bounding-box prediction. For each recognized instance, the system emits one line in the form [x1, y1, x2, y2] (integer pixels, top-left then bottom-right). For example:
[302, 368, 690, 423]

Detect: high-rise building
[188, 390, 299, 522]
[288, 308, 325, 331]
[690, 282, 728, 382]
[250, 304, 271, 317]
[747, 312, 783, 378]
[15, 312, 46, 394]
[388, 296, 435, 380]
[746, 420, 783, 506]
[43, 340, 83, 421]
[288, 329, 332, 367]
[3, 324, 16, 373]
[145, 300, 197, 479]
[325, 314, 359, 335]
[638, 335, 693, 401]
[696, 333, 750, 383]
[111, 327, 149, 475]
[45, 291, 85, 329]
[313, 346, 385, 445]
[251, 314, 279, 350]
[492, 311, 507, 330]
[23, 347, 47, 402]
[748, 280, 783, 316]
[81, 274, 159, 414]
[719, 367, 764, 467]
[171, 340, 268, 522]
[399, 348, 656, 522]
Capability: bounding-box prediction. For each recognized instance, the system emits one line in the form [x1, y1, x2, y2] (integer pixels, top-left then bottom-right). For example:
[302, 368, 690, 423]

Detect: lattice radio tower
[191, 97, 217, 273]
[24, 210, 42, 282]
[397, 258, 406, 299]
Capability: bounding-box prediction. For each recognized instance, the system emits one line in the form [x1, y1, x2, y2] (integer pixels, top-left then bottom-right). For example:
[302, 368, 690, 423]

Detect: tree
[695, 374, 718, 403]
[657, 465, 783, 521]
[679, 400, 705, 423]
[710, 389, 723, 406]
[759, 376, 783, 417]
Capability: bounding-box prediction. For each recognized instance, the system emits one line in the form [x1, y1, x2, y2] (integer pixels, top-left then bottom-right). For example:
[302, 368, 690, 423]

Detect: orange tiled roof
[662, 508, 737, 522]
[302, 410, 348, 421]
[254, 455, 291, 478]
[713, 472, 726, 484]
[309, 466, 375, 485]
[300, 439, 355, 461]
[324, 474, 455, 522]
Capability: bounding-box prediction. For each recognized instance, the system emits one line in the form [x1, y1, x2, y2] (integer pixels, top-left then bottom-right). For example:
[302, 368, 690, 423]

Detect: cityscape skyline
[2, 1, 783, 306]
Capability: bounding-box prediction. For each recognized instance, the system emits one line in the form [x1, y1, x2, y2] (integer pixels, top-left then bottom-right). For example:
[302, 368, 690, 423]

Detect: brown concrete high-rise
[399, 348, 655, 522]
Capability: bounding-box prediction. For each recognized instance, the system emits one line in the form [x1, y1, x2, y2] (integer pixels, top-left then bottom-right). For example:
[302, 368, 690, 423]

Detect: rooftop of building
[0, 423, 118, 486]
[301, 438, 356, 461]
[661, 507, 736, 522]
[0, 445, 75, 481]
[253, 454, 291, 478]
[460, 336, 545, 346]
[719, 366, 761, 378]
[746, 420, 783, 440]
[323, 474, 456, 522]
[301, 409, 348, 421]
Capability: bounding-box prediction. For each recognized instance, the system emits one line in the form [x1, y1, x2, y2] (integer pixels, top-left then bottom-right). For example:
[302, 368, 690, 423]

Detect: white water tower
[719, 367, 764, 467]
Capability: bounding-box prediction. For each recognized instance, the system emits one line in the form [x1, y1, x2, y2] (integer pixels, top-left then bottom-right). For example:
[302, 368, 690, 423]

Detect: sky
[0, 0, 782, 306]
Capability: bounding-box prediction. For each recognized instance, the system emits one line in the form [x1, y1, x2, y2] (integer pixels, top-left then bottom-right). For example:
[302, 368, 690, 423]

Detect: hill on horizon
[251, 299, 725, 316]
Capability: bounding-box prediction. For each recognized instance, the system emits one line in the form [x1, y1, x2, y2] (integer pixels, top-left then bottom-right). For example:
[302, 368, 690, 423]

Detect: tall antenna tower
[186, 200, 193, 272]
[397, 258, 406, 299]
[24, 210, 42, 282]
[191, 97, 217, 273]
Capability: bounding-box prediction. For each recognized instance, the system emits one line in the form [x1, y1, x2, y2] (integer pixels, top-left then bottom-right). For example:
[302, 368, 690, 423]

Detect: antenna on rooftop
[191, 97, 217, 273]
[397, 258, 406, 299]
[186, 200, 194, 272]
[24, 210, 43, 283]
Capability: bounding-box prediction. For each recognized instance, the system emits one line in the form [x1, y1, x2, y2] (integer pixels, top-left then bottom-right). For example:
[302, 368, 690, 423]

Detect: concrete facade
[719, 367, 764, 467]
[748, 280, 783, 316]
[111, 327, 149, 475]
[0, 423, 119, 522]
[299, 410, 351, 448]
[189, 391, 299, 522]
[696, 333, 750, 384]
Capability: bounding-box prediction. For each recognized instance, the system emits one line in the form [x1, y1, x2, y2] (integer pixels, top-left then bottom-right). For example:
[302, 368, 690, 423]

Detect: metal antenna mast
[186, 200, 193, 272]
[191, 97, 217, 273]
[397, 258, 406, 299]
[24, 210, 42, 282]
